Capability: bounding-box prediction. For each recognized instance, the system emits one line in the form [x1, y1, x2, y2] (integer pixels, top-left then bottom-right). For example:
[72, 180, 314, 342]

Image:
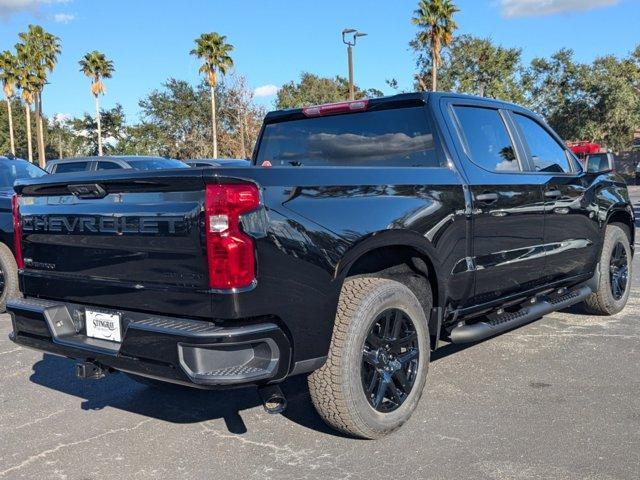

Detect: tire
[308, 277, 431, 439]
[582, 224, 632, 315]
[0, 242, 20, 313]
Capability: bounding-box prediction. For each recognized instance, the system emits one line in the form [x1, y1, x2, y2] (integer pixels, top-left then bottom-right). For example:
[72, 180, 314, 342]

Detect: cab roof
[263, 91, 535, 124]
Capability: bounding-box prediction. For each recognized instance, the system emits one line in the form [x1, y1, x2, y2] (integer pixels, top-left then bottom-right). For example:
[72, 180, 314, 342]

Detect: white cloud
[52, 12, 73, 22]
[47, 113, 71, 128]
[0, 0, 70, 19]
[253, 84, 279, 98]
[500, 0, 618, 18]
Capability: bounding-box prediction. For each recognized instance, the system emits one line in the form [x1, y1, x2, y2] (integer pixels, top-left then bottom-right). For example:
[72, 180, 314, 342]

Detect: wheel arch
[335, 230, 444, 314]
[607, 207, 635, 252]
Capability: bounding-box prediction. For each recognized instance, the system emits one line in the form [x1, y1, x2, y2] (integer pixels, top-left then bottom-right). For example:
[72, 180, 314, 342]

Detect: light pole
[342, 28, 367, 101]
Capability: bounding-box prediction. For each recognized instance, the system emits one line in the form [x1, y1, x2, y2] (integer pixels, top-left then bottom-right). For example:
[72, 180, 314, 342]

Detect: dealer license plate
[85, 309, 122, 343]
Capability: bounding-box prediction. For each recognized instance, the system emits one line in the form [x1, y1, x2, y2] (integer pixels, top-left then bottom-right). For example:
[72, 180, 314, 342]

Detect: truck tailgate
[14, 169, 212, 318]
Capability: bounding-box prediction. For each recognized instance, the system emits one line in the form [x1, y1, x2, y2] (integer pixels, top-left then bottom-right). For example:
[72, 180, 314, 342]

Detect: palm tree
[191, 33, 234, 159]
[15, 44, 40, 162]
[79, 51, 114, 156]
[412, 0, 459, 91]
[17, 25, 61, 167]
[0, 51, 19, 156]
[49, 115, 70, 159]
[17, 72, 38, 163]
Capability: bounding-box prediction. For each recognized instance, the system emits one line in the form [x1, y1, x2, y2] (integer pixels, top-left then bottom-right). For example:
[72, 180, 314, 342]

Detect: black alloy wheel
[309, 277, 431, 438]
[609, 241, 629, 300]
[361, 308, 419, 413]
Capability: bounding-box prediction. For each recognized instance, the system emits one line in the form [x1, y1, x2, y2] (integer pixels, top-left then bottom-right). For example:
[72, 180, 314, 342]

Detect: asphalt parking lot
[1, 189, 639, 480]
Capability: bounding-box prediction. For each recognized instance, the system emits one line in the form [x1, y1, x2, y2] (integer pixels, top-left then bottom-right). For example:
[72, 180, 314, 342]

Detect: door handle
[544, 189, 561, 198]
[475, 192, 499, 203]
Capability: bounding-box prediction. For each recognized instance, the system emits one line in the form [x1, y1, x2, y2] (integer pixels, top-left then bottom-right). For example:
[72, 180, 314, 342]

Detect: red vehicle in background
[567, 142, 619, 179]
[568, 141, 601, 158]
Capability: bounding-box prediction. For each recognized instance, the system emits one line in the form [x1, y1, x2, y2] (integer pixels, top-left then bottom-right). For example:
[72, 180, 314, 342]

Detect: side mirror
[585, 153, 615, 174]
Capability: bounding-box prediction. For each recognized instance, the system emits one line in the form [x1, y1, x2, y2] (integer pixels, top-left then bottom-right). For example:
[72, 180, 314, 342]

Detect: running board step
[450, 285, 592, 344]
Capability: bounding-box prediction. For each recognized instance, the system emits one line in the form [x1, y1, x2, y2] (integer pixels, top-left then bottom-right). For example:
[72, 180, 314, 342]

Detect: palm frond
[14, 24, 61, 93]
[0, 50, 20, 98]
[191, 32, 235, 86]
[79, 50, 115, 96]
[412, 0, 459, 60]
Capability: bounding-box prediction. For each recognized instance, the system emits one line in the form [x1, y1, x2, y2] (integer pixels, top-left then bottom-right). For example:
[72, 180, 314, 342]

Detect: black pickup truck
[8, 93, 634, 439]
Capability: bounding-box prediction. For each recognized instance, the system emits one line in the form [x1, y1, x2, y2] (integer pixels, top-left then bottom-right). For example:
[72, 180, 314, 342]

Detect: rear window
[0, 161, 46, 187]
[54, 161, 89, 173]
[129, 158, 189, 170]
[256, 107, 441, 167]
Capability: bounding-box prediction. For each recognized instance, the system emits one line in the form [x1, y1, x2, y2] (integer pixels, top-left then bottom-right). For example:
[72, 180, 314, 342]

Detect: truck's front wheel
[582, 224, 632, 315]
[308, 277, 430, 439]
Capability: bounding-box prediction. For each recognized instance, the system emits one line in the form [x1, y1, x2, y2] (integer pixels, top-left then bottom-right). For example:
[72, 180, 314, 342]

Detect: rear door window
[513, 113, 572, 173]
[97, 161, 123, 170]
[453, 106, 519, 172]
[54, 161, 89, 173]
[256, 107, 441, 167]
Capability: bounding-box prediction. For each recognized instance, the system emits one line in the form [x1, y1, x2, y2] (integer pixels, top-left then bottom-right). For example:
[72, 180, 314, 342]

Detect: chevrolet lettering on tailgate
[21, 215, 186, 234]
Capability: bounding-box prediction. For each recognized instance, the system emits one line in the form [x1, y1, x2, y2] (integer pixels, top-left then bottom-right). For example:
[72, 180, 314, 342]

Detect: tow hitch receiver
[75, 361, 109, 380]
[258, 384, 287, 414]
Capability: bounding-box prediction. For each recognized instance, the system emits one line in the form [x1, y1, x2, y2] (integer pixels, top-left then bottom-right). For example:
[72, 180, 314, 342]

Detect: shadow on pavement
[29, 354, 343, 437]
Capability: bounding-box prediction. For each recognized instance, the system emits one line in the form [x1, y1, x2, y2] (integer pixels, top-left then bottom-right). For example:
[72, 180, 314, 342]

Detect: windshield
[130, 158, 189, 170]
[0, 161, 46, 187]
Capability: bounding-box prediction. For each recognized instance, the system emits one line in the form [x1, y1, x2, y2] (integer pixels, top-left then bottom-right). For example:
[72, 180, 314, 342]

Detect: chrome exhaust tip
[258, 384, 287, 414]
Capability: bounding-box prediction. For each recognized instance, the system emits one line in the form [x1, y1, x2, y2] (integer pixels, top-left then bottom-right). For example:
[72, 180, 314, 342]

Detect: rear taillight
[205, 183, 260, 290]
[11, 194, 24, 269]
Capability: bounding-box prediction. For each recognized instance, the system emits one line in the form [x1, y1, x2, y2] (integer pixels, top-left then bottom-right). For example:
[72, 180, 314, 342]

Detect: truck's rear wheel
[308, 277, 430, 439]
[0, 243, 20, 313]
[582, 224, 632, 315]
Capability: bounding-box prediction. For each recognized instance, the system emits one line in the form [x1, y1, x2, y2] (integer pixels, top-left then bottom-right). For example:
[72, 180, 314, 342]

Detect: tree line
[3, 75, 264, 161]
[1, 1, 640, 164]
[409, 0, 640, 151]
[0, 27, 257, 162]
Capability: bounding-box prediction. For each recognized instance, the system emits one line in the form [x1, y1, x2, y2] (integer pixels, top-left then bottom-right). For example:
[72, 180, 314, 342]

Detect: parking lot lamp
[342, 29, 367, 100]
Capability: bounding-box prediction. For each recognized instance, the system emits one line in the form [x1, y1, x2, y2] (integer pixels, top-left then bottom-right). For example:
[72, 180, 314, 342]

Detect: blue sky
[1, 0, 639, 123]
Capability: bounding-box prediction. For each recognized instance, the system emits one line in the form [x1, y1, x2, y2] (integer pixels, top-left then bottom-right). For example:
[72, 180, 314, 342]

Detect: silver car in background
[46, 156, 189, 174]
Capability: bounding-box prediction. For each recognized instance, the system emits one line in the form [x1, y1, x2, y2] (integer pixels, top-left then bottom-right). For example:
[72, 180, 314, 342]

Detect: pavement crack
[0, 348, 21, 356]
[0, 418, 153, 477]
[200, 423, 312, 466]
[435, 434, 464, 443]
[11, 409, 66, 431]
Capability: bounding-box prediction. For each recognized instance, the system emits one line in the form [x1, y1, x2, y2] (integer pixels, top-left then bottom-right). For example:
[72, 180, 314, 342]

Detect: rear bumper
[7, 297, 291, 388]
